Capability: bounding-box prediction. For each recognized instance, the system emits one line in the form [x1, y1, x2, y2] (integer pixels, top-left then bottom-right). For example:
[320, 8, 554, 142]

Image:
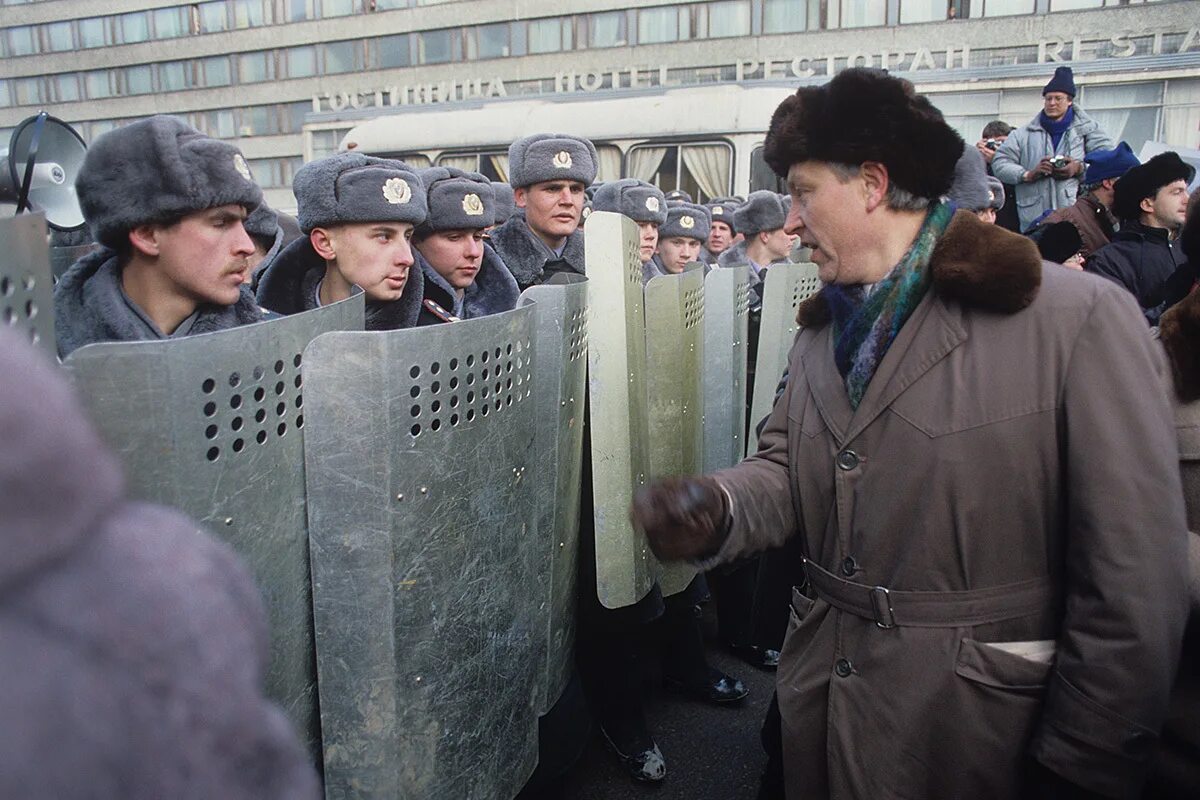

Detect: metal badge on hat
[462, 193, 484, 216]
[233, 153, 252, 181]
[552, 151, 573, 169]
[383, 177, 412, 204]
[680, 215, 695, 229]
[712, 206, 724, 215]
[645, 196, 660, 213]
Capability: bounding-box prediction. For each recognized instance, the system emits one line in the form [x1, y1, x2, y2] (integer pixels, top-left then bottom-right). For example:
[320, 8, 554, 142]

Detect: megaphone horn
[1, 112, 88, 232]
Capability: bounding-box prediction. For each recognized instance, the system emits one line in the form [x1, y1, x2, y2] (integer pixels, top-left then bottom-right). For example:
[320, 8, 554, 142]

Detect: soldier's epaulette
[423, 299, 460, 323]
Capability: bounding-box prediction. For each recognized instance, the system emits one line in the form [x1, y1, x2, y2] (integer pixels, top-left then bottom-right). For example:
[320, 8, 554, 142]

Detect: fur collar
[1159, 290, 1200, 404]
[489, 216, 585, 289]
[417, 243, 519, 322]
[797, 210, 1042, 328]
[716, 240, 750, 270]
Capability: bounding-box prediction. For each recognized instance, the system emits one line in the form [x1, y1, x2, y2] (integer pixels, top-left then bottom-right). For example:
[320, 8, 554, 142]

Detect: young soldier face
[707, 220, 733, 254]
[151, 205, 255, 307]
[322, 222, 416, 301]
[516, 180, 585, 241]
[762, 226, 797, 263]
[1143, 179, 1190, 231]
[657, 237, 701, 273]
[415, 229, 486, 290]
[637, 221, 659, 263]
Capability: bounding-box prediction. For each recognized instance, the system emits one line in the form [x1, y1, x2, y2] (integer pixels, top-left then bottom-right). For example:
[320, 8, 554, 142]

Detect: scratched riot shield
[303, 306, 542, 799]
[644, 265, 705, 597]
[703, 265, 751, 472]
[0, 213, 55, 357]
[519, 275, 588, 715]
[63, 294, 365, 755]
[746, 262, 821, 457]
[585, 211, 657, 609]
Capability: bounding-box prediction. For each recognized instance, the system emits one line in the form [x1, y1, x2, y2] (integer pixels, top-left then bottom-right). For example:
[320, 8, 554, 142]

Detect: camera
[985, 139, 999, 151]
[1050, 155, 1069, 169]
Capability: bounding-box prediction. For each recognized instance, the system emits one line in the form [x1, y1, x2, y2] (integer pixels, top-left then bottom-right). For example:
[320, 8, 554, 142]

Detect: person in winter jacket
[1087, 151, 1194, 325]
[591, 178, 668, 282]
[54, 115, 271, 359]
[633, 67, 1187, 800]
[0, 328, 319, 799]
[651, 203, 711, 276]
[991, 67, 1114, 232]
[703, 199, 738, 262]
[412, 166, 519, 325]
[254, 152, 428, 330]
[1041, 142, 1140, 261]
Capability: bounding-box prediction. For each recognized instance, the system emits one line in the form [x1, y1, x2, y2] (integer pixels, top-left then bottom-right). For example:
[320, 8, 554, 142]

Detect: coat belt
[801, 557, 1055, 630]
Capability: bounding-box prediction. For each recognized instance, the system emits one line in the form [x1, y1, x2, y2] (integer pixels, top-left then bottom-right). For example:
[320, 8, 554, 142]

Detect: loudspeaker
[1, 112, 87, 231]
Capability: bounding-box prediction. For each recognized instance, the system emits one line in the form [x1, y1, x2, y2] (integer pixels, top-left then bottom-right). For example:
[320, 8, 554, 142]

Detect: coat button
[841, 556, 858, 576]
[834, 658, 853, 678]
[836, 450, 859, 471]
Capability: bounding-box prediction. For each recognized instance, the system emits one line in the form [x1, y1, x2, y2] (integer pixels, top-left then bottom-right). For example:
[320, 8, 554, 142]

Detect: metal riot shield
[0, 213, 55, 357]
[585, 211, 656, 609]
[303, 307, 541, 799]
[643, 265, 705, 597]
[63, 294, 365, 755]
[746, 262, 821, 458]
[518, 274, 588, 716]
[702, 265, 751, 473]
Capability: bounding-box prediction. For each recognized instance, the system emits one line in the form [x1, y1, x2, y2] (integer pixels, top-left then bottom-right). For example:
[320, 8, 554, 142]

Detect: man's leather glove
[631, 476, 731, 562]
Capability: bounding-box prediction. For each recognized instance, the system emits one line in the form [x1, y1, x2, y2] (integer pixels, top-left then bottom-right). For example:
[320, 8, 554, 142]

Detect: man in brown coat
[1041, 142, 1139, 261]
[633, 69, 1188, 799]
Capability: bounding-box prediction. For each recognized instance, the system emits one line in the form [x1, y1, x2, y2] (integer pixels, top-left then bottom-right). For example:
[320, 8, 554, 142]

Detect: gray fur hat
[508, 133, 598, 189]
[592, 179, 667, 225]
[734, 191, 787, 235]
[416, 166, 495, 234]
[659, 203, 710, 241]
[491, 181, 515, 225]
[947, 146, 990, 212]
[706, 200, 739, 232]
[243, 201, 279, 245]
[76, 115, 262, 250]
[293, 152, 427, 233]
[664, 189, 693, 206]
[985, 177, 1006, 210]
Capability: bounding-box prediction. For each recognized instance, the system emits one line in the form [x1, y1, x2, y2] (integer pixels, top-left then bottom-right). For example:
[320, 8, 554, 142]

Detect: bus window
[437, 151, 509, 181]
[750, 146, 784, 194]
[627, 141, 732, 202]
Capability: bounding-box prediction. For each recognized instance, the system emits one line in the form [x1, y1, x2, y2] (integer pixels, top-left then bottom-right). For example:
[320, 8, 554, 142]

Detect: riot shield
[746, 262, 821, 458]
[584, 212, 657, 609]
[303, 307, 542, 799]
[63, 294, 365, 756]
[702, 265, 751, 473]
[644, 265, 705, 597]
[0, 213, 55, 357]
[518, 275, 588, 716]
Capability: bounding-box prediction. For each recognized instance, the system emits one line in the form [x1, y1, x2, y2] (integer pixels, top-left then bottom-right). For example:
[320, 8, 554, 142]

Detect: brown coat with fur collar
[709, 211, 1188, 799]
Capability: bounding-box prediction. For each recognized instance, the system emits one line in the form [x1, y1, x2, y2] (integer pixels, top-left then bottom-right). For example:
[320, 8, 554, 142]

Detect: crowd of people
[3, 61, 1198, 799]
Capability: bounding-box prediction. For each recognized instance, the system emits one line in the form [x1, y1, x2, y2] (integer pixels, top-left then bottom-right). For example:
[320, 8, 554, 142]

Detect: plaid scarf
[826, 202, 955, 409]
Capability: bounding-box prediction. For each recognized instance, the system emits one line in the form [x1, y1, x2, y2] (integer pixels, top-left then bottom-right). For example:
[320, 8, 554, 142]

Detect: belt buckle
[870, 586, 895, 629]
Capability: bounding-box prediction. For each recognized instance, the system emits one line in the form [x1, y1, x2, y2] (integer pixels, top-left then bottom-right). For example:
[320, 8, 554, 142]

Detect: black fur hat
[1111, 151, 1195, 222]
[1034, 221, 1082, 265]
[763, 68, 964, 200]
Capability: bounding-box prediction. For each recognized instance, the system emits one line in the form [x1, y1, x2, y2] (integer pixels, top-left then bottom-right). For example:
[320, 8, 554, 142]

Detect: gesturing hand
[631, 476, 731, 562]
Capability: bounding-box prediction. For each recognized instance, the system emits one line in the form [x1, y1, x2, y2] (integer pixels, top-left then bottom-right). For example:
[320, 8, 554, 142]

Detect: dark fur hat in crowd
[1111, 151, 1196, 222]
[1034, 221, 1082, 265]
[763, 68, 964, 200]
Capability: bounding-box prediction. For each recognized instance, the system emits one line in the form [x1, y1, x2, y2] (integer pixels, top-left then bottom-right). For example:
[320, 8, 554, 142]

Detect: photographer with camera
[975, 121, 1019, 231]
[992, 66, 1113, 232]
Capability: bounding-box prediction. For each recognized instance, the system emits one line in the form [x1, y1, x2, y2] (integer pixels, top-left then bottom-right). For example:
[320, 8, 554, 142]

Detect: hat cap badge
[680, 215, 695, 229]
[552, 150, 573, 169]
[645, 196, 660, 213]
[383, 177, 412, 204]
[233, 154, 252, 182]
[462, 193, 484, 216]
[582, 206, 592, 219]
[712, 206, 724, 215]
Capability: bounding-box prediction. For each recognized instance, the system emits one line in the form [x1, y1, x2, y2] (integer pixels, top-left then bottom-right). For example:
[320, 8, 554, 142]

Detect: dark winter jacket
[489, 216, 585, 291]
[54, 248, 270, 359]
[1042, 192, 1116, 260]
[1086, 221, 1189, 325]
[414, 243, 519, 326]
[0, 329, 319, 800]
[255, 236, 421, 330]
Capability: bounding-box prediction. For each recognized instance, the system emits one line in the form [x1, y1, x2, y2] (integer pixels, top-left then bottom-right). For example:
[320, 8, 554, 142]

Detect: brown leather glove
[631, 476, 731, 562]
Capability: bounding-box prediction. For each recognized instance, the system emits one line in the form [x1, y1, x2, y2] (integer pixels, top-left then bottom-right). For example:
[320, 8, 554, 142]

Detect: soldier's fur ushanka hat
[76, 115, 262, 250]
[292, 152, 427, 233]
[763, 68, 963, 201]
[734, 191, 788, 235]
[1111, 151, 1195, 222]
[491, 181, 516, 225]
[507, 133, 598, 189]
[659, 203, 710, 241]
[592, 179, 668, 225]
[416, 166, 495, 233]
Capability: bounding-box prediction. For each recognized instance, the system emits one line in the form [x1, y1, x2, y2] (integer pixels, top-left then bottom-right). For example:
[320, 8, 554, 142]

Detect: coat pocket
[955, 638, 1055, 691]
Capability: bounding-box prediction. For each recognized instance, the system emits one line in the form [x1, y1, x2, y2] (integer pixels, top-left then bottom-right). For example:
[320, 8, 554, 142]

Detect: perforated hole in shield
[199, 350, 304, 462]
[407, 340, 529, 438]
[735, 280, 750, 319]
[0, 272, 44, 345]
[682, 287, 705, 330]
[567, 307, 590, 362]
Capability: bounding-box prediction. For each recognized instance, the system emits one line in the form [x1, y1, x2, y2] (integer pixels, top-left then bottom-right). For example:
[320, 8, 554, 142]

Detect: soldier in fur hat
[632, 68, 1186, 800]
[591, 178, 667, 277]
[703, 198, 738, 262]
[54, 116, 272, 358]
[1087, 151, 1195, 325]
[254, 152, 428, 330]
[652, 203, 711, 276]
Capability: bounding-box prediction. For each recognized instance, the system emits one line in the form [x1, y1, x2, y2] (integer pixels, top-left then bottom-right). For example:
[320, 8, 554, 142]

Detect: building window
[239, 51, 276, 83]
[44, 21, 74, 52]
[699, 0, 751, 38]
[323, 40, 360, 73]
[929, 90, 1002, 143]
[288, 101, 310, 133]
[233, 0, 271, 28]
[638, 6, 680, 45]
[197, 1, 230, 33]
[322, 0, 357, 17]
[246, 157, 302, 188]
[762, 0, 813, 33]
[78, 18, 111, 49]
[285, 45, 319, 77]
[627, 141, 732, 202]
[900, 0, 951, 23]
[1048, 0, 1101, 9]
[11, 76, 42, 105]
[284, 0, 318, 23]
[588, 12, 626, 48]
[418, 29, 460, 64]
[372, 33, 411, 68]
[828, 0, 886, 28]
[6, 25, 37, 56]
[1078, 82, 1162, 155]
[202, 109, 236, 138]
[202, 56, 233, 87]
[125, 65, 154, 95]
[975, 0, 1035, 15]
[311, 128, 351, 160]
[469, 22, 511, 60]
[239, 105, 280, 136]
[154, 7, 188, 38]
[119, 11, 151, 44]
[159, 61, 191, 91]
[527, 19, 562, 54]
[83, 70, 114, 100]
[0, 80, 9, 109]
[53, 74, 80, 103]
